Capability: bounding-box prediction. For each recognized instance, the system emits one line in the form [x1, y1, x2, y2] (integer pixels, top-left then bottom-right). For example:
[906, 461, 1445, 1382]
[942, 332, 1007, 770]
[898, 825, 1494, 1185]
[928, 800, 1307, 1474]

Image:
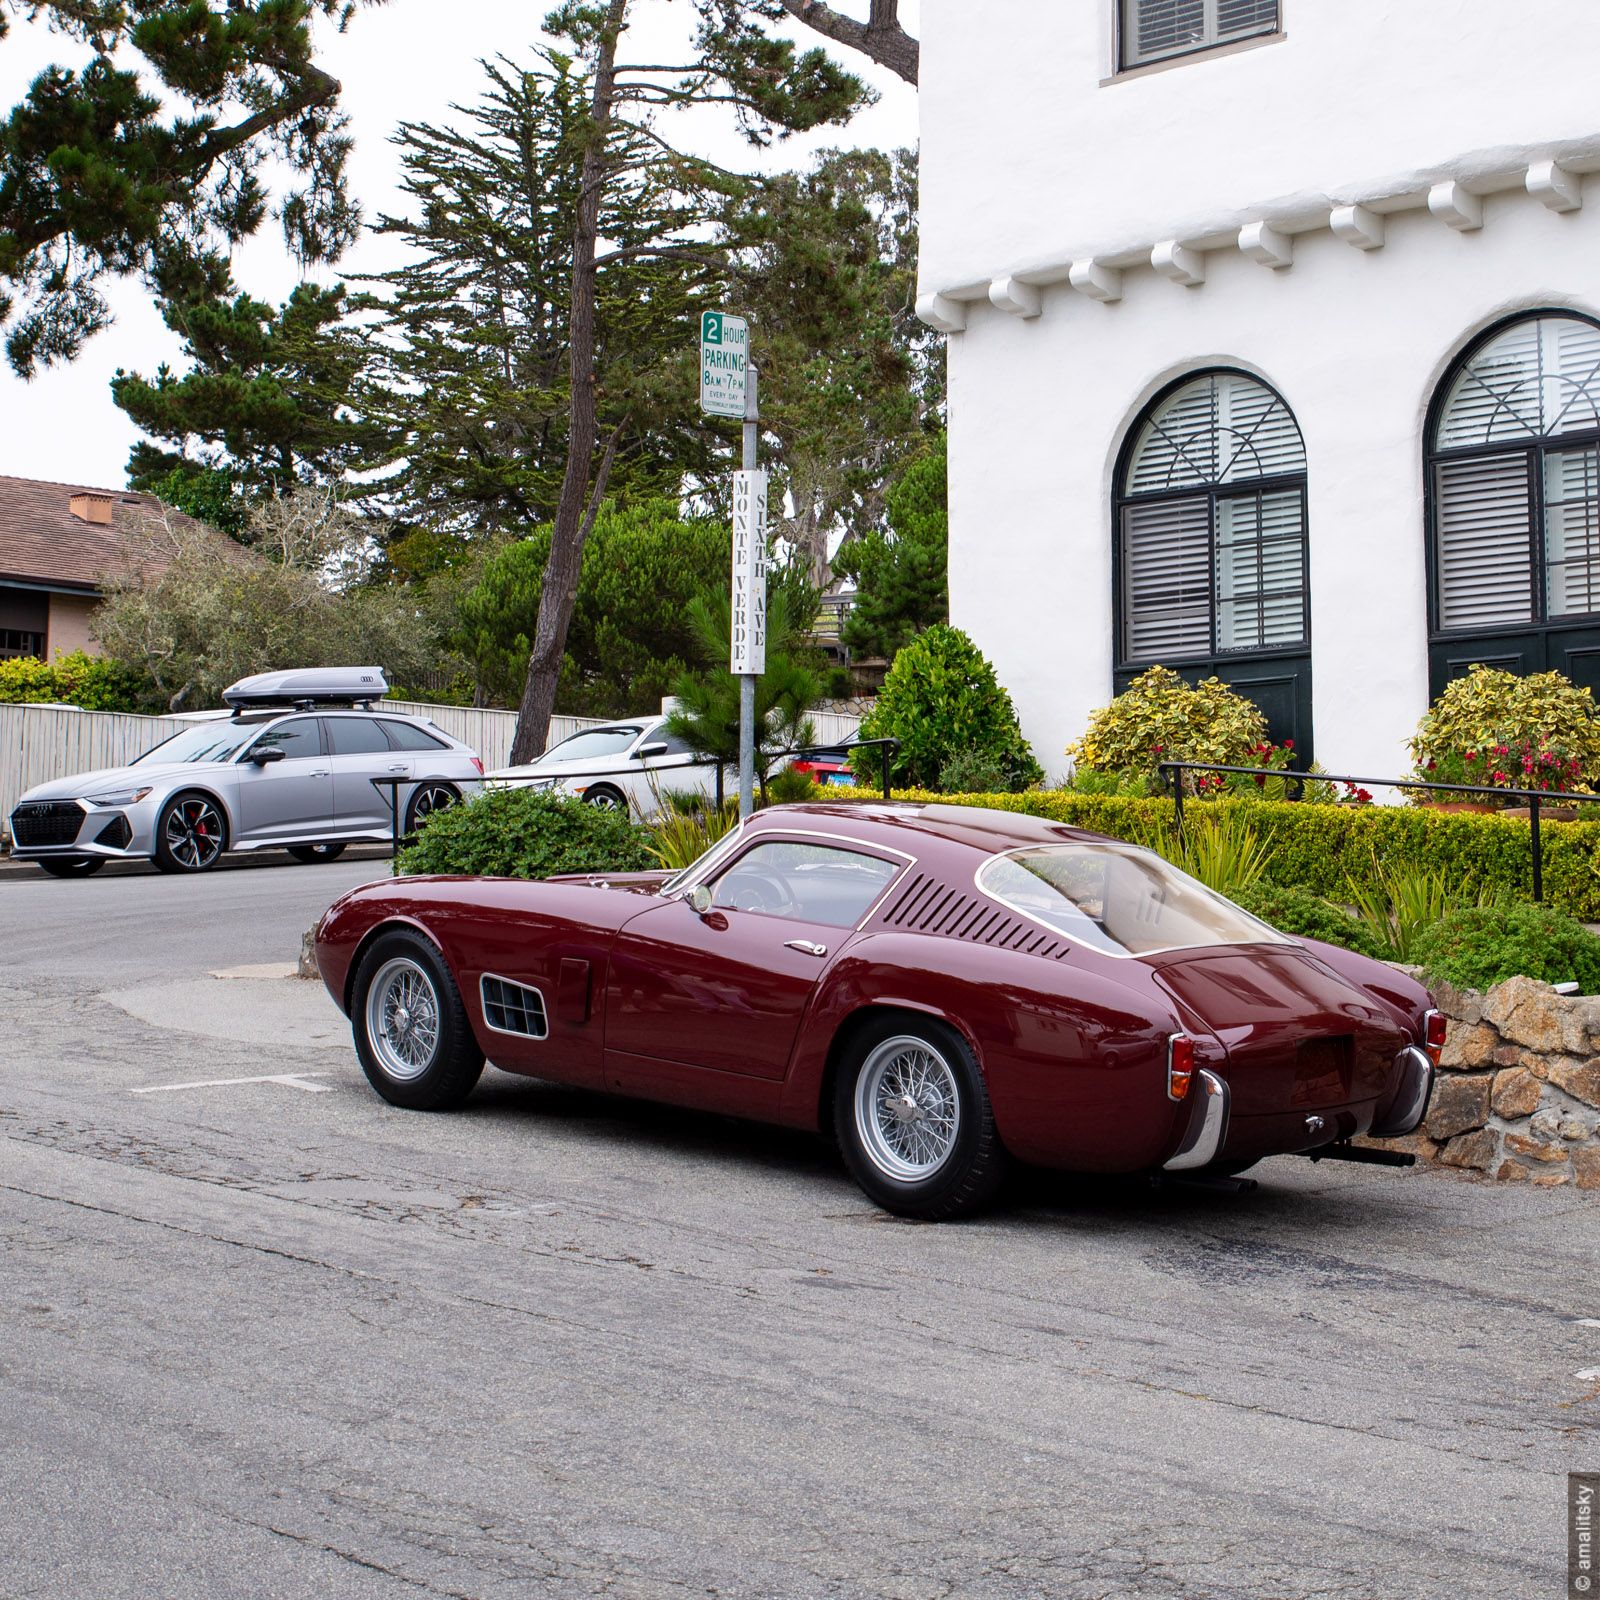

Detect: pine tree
[361, 53, 719, 550]
[0, 1, 378, 374]
[112, 279, 379, 493]
[835, 435, 949, 661]
[504, 0, 872, 763]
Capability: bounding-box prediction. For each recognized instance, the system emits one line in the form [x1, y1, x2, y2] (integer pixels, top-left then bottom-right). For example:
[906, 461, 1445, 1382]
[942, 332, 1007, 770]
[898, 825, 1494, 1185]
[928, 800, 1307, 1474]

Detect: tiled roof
[0, 474, 213, 592]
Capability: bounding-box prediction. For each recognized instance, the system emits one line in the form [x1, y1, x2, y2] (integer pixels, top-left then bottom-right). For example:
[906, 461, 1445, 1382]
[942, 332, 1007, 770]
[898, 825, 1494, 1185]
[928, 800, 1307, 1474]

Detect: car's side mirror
[249, 745, 287, 766]
[688, 884, 714, 917]
[634, 741, 669, 760]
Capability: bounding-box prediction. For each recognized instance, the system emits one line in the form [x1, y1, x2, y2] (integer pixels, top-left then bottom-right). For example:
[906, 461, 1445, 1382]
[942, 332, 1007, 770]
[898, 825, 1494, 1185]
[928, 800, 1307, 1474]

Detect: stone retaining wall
[1366, 975, 1600, 1188]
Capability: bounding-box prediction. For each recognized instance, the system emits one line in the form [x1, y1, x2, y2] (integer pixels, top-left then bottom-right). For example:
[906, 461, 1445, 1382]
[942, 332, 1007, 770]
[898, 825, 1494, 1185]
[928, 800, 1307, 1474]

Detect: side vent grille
[480, 975, 549, 1039]
[880, 873, 1070, 961]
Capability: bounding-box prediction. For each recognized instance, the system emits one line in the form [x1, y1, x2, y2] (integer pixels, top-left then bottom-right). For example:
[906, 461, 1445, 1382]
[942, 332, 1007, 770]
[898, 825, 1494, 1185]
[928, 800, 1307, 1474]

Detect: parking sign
[700, 311, 749, 418]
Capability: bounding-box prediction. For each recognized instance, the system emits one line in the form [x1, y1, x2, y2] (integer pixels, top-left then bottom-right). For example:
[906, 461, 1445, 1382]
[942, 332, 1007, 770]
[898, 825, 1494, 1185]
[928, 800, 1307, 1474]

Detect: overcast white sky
[0, 0, 919, 489]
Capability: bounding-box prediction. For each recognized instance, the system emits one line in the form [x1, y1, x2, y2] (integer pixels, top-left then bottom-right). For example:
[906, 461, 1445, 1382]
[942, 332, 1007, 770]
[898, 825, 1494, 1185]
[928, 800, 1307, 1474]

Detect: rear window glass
[330, 717, 393, 755]
[380, 719, 447, 752]
[978, 844, 1286, 957]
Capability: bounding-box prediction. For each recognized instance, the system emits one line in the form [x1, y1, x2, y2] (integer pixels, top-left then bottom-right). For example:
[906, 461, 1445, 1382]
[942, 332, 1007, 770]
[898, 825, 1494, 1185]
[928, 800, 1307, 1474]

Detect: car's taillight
[1423, 1009, 1446, 1068]
[1167, 1034, 1195, 1101]
[470, 757, 484, 776]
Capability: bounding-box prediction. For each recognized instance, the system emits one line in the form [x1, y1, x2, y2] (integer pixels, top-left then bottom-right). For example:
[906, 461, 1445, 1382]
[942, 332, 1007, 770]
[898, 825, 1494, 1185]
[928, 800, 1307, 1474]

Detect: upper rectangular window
[1121, 0, 1279, 69]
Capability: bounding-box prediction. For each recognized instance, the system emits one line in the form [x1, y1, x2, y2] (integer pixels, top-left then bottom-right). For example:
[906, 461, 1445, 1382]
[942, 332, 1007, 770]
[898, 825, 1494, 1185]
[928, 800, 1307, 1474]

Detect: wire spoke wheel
[854, 1034, 963, 1183]
[364, 957, 442, 1082]
[163, 797, 224, 871]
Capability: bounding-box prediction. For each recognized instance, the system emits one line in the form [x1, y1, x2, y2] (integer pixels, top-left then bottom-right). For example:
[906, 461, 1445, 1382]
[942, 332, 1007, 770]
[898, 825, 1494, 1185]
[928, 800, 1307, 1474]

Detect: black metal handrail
[374, 737, 901, 876]
[1156, 759, 1599, 904]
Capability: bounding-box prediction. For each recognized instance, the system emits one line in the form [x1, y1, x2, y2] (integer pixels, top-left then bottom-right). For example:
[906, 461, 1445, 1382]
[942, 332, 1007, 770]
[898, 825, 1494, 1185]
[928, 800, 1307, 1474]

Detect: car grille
[11, 801, 85, 848]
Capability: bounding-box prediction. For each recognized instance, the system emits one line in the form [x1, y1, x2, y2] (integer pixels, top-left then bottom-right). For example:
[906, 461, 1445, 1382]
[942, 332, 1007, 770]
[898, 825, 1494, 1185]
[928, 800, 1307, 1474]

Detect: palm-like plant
[664, 585, 824, 800]
[1137, 807, 1276, 897]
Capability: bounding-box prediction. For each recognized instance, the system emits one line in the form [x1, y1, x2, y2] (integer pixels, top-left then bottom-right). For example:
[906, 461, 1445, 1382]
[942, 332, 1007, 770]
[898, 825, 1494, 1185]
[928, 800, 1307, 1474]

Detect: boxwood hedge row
[832, 788, 1600, 921]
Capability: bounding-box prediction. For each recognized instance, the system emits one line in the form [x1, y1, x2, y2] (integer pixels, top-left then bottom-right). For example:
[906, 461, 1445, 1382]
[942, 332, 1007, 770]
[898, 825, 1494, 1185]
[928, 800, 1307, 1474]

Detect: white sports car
[488, 716, 718, 817]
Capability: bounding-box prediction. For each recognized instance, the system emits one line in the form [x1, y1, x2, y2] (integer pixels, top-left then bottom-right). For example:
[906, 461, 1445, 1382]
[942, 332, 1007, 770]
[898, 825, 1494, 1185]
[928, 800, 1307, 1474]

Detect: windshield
[978, 843, 1287, 957]
[131, 720, 262, 767]
[531, 725, 645, 766]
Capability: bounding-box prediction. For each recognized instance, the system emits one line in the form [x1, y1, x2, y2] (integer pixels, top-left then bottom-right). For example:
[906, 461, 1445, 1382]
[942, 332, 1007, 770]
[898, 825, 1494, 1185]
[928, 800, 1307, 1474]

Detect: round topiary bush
[853, 624, 1043, 792]
[1407, 664, 1600, 794]
[1410, 902, 1600, 993]
[396, 787, 656, 879]
[1068, 666, 1270, 783]
[1230, 882, 1384, 958]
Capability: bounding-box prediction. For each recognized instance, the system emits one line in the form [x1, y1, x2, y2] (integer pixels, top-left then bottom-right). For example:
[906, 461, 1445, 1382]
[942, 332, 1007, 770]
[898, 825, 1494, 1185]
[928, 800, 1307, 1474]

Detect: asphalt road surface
[1, 856, 1595, 1599]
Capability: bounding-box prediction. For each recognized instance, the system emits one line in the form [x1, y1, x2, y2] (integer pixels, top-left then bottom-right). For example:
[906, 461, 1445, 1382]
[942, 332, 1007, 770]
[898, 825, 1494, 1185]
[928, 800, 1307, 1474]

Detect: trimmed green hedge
[830, 787, 1600, 920]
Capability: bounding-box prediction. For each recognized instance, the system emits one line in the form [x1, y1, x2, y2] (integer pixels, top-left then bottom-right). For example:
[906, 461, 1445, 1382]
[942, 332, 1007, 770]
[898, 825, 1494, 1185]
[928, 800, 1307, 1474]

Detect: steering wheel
[718, 866, 798, 916]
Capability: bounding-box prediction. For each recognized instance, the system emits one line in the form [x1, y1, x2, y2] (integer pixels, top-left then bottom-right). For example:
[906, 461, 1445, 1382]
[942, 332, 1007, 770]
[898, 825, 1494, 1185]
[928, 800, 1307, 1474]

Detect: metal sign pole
[737, 366, 761, 819]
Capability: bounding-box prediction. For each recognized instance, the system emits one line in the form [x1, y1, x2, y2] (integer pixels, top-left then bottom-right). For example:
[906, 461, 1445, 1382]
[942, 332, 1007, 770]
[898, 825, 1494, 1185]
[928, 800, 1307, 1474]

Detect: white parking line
[1578, 1368, 1600, 1382]
[130, 1072, 333, 1095]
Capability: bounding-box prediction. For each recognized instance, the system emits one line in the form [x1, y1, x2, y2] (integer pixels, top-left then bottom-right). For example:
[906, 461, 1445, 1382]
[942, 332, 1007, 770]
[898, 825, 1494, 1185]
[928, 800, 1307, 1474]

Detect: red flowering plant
[1406, 665, 1600, 805]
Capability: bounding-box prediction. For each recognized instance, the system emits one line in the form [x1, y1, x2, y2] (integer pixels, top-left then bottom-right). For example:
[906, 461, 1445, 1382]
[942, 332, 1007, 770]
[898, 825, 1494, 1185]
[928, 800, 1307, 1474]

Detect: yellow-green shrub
[1409, 664, 1600, 791]
[1069, 666, 1269, 780]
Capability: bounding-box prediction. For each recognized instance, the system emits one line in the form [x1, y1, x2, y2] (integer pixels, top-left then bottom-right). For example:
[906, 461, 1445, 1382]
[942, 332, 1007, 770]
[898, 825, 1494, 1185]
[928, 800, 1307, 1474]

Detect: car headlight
[86, 786, 153, 807]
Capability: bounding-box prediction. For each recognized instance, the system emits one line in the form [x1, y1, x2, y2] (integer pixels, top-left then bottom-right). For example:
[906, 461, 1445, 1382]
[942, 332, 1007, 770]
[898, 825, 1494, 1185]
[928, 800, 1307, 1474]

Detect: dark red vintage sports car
[314, 803, 1441, 1219]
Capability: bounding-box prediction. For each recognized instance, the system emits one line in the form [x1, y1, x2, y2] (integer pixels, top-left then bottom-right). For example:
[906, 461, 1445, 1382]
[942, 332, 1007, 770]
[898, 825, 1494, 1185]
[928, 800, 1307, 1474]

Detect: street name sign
[700, 310, 749, 419]
[730, 469, 768, 675]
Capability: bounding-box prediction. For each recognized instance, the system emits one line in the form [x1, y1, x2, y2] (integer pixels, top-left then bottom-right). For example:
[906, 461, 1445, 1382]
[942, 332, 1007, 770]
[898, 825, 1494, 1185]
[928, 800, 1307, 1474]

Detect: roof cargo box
[222, 667, 389, 710]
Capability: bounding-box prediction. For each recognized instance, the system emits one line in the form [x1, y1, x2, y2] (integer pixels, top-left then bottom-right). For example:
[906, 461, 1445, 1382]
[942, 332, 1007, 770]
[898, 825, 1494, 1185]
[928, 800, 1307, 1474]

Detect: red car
[314, 803, 1440, 1219]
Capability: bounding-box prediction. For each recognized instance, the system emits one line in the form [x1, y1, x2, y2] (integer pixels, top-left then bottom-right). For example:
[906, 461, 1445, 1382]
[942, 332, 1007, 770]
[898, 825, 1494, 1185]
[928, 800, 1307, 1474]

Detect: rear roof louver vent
[481, 975, 549, 1039]
[879, 872, 1070, 961]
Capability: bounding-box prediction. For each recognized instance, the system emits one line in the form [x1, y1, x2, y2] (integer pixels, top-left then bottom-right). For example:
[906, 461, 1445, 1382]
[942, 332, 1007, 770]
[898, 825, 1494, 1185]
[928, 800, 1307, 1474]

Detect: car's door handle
[385, 764, 407, 774]
[308, 769, 330, 778]
[784, 939, 828, 958]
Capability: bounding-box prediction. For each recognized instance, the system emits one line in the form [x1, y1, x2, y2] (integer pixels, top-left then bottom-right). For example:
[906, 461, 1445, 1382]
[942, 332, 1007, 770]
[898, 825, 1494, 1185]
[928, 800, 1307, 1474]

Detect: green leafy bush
[1412, 903, 1600, 993]
[1230, 883, 1384, 958]
[938, 747, 1014, 794]
[821, 787, 1600, 922]
[852, 624, 1042, 791]
[645, 800, 741, 872]
[397, 787, 655, 879]
[1408, 664, 1600, 794]
[0, 651, 144, 711]
[1068, 666, 1269, 783]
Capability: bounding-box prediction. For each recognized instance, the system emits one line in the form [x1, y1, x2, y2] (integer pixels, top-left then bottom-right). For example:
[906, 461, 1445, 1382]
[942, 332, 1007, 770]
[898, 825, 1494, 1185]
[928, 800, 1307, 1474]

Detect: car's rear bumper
[1163, 1070, 1229, 1170]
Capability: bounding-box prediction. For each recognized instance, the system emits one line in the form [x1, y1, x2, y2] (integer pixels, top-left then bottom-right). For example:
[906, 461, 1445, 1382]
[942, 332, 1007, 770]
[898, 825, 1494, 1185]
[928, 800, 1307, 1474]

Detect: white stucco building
[918, 0, 1600, 779]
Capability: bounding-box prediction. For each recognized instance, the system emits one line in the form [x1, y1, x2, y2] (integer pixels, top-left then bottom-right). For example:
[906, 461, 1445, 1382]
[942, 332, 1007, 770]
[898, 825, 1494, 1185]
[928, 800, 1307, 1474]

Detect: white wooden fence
[0, 698, 861, 837]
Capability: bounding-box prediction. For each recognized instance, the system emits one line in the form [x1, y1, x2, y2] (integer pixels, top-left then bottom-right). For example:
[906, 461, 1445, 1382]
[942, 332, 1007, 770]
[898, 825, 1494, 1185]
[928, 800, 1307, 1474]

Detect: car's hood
[16, 762, 211, 805]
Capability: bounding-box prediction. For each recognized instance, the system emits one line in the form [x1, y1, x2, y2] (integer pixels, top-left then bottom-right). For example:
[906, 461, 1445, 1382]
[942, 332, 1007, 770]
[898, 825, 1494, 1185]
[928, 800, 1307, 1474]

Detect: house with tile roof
[0, 476, 208, 661]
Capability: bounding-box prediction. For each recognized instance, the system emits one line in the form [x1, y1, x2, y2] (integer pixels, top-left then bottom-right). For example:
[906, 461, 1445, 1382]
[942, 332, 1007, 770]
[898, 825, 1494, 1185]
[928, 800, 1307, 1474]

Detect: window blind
[1124, 0, 1278, 66]
[1123, 497, 1212, 658]
[1435, 454, 1533, 630]
[1215, 490, 1306, 650]
[1126, 372, 1305, 495]
[1544, 446, 1600, 618]
[1437, 316, 1600, 449]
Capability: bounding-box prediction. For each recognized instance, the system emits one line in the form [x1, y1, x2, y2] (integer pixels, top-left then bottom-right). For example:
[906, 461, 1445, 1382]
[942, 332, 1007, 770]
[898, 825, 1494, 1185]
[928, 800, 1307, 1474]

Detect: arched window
[1115, 371, 1311, 749]
[1430, 313, 1600, 637]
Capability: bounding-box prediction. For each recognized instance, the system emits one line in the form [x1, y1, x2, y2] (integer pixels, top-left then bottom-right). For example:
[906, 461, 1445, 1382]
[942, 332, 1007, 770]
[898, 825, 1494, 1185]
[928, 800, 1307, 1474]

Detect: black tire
[153, 790, 228, 873]
[403, 782, 460, 834]
[287, 842, 348, 864]
[834, 1014, 1009, 1220]
[581, 783, 627, 813]
[350, 929, 484, 1111]
[36, 857, 105, 879]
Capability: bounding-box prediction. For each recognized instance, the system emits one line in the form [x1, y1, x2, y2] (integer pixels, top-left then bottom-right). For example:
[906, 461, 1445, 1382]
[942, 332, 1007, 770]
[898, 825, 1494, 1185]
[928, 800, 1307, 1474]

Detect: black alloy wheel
[153, 792, 228, 873]
[36, 857, 105, 879]
[287, 842, 348, 864]
[404, 783, 460, 834]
